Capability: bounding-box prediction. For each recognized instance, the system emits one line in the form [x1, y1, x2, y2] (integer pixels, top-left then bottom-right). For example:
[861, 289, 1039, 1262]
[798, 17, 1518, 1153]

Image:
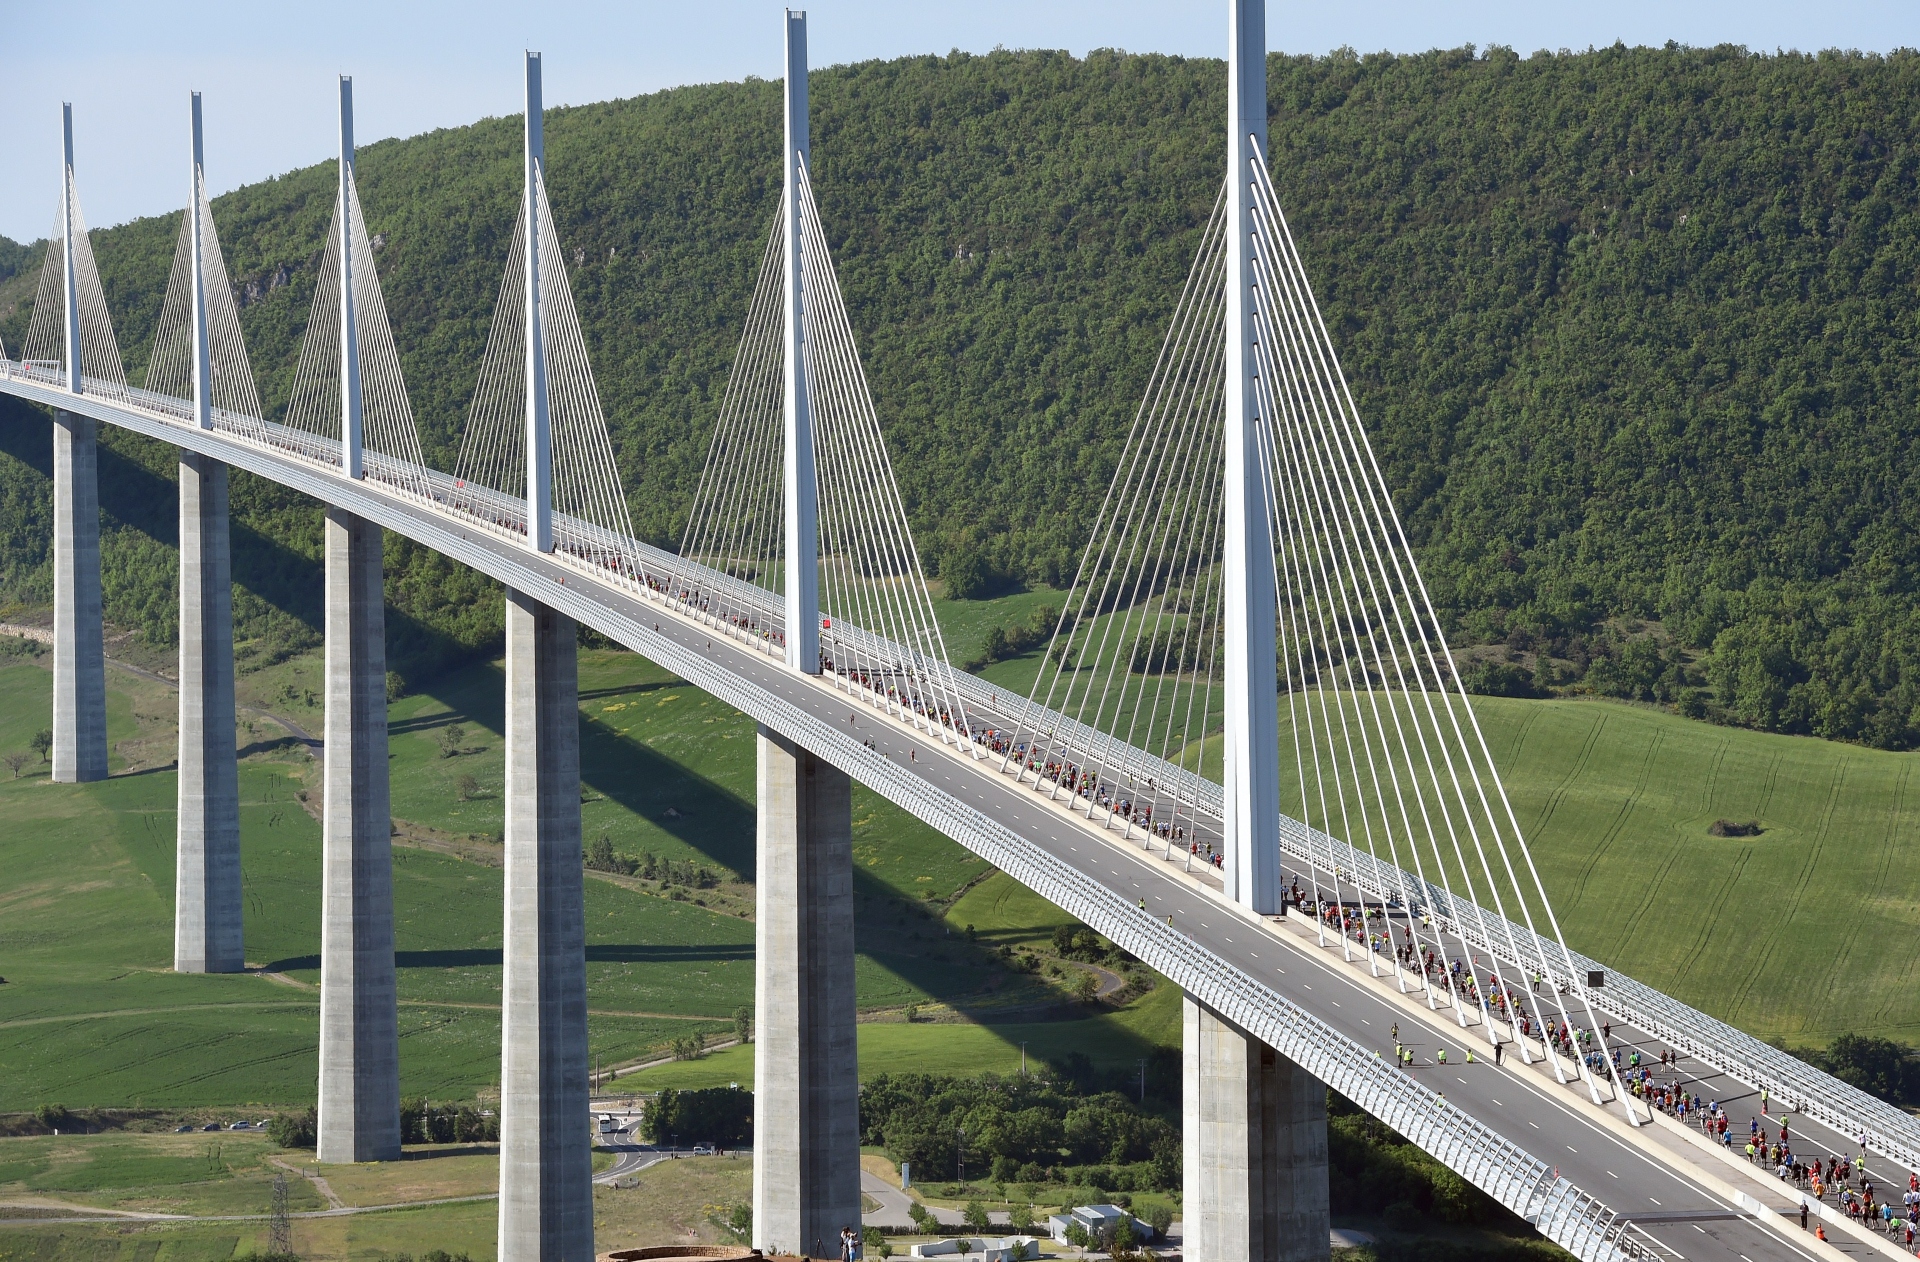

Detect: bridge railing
[1276, 809, 1920, 1176]
[717, 678, 1636, 1262]
[11, 357, 1917, 1187]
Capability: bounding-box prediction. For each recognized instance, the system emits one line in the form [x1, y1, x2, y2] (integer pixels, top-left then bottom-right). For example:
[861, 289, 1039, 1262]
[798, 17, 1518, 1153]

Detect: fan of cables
[145, 170, 265, 437]
[1000, 157, 1628, 1105]
[998, 183, 1230, 852]
[22, 169, 126, 397]
[452, 170, 634, 572]
[678, 161, 972, 747]
[281, 164, 430, 493]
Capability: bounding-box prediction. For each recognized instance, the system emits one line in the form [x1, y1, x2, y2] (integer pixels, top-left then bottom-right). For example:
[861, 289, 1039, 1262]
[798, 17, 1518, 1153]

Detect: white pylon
[1223, 0, 1280, 914]
[61, 104, 81, 395]
[188, 93, 212, 431]
[339, 76, 364, 478]
[523, 51, 553, 553]
[782, 9, 821, 674]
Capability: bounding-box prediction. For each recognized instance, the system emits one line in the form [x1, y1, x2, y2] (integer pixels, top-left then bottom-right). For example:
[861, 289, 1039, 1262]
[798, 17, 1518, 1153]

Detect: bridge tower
[50, 103, 108, 785]
[317, 75, 403, 1163]
[1222, 0, 1280, 919]
[174, 91, 244, 974]
[752, 11, 862, 1257]
[496, 50, 594, 1262]
[1185, 6, 1330, 1260]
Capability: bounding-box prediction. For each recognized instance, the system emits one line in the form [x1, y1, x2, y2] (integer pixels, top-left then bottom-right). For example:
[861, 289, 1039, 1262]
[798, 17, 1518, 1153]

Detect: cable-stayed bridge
[3, 7, 1911, 1262]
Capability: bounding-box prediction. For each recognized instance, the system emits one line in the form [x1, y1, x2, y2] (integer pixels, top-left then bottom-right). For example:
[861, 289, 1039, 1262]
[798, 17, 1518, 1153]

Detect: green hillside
[2, 616, 1915, 1116]
[3, 43, 1920, 750]
[0, 644, 1152, 1113]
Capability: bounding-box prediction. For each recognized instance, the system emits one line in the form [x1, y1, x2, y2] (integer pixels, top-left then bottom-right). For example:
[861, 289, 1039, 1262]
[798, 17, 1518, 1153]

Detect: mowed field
[3, 600, 1918, 1117]
[0, 644, 1090, 1113]
[1471, 693, 1920, 1045]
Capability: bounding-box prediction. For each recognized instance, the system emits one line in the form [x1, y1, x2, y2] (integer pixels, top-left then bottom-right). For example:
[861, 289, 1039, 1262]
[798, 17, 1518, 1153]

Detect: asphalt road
[7, 381, 1892, 1262]
[209, 482, 1920, 1262]
[639, 604, 1893, 1262]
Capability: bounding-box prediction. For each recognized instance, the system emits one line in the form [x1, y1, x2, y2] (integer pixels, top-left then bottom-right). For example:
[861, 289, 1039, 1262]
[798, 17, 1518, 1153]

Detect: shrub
[1462, 660, 1540, 698]
[267, 1107, 316, 1148]
[642, 1086, 751, 1146]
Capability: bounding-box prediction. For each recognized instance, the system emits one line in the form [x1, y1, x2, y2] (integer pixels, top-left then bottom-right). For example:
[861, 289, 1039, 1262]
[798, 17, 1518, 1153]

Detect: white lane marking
[1224, 937, 1233, 943]
[1362, 1019, 1370, 1026]
[1528, 1122, 1539, 1129]
[1693, 1225, 1705, 1234]
[1649, 1197, 1661, 1206]
[1568, 1147, 1578, 1153]
[1607, 1170, 1618, 1178]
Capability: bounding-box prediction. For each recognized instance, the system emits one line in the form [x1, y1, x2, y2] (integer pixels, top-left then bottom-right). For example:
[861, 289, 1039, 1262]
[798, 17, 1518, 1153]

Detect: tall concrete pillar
[316, 508, 400, 1162]
[752, 725, 859, 1258]
[497, 588, 591, 1261]
[51, 408, 107, 783]
[174, 452, 242, 973]
[1183, 993, 1328, 1262]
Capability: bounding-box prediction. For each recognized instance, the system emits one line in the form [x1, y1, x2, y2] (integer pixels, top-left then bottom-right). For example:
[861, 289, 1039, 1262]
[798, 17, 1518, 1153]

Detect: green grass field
[627, 981, 1183, 1091]
[952, 585, 1920, 1046]
[3, 598, 1917, 1121]
[0, 646, 1090, 1112]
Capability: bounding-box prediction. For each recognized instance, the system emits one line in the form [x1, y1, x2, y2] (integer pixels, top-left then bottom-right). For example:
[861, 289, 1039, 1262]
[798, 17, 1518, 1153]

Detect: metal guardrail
[22, 360, 1920, 1179]
[1, 363, 1639, 1260]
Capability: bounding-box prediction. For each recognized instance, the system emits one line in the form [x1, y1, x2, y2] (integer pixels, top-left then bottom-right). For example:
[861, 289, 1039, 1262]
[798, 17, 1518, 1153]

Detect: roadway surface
[7, 375, 1906, 1261]
[645, 613, 1893, 1262]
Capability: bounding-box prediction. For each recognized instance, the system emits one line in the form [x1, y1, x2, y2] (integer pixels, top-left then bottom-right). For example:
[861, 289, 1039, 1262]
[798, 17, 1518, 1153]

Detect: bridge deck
[4, 368, 1906, 1262]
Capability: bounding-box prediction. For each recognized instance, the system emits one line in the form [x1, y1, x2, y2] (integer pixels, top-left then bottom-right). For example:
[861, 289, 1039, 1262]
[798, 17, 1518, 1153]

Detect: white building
[907, 1237, 1041, 1262]
[1043, 1204, 1156, 1244]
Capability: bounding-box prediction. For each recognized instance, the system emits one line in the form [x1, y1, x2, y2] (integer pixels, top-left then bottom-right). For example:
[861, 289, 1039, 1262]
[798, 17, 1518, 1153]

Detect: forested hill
[2, 44, 1919, 746]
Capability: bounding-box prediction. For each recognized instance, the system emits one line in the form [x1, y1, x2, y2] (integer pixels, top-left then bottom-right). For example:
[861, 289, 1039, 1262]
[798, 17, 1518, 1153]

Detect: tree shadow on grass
[578, 709, 755, 881]
[400, 1144, 500, 1160]
[0, 408, 489, 683]
[262, 944, 756, 972]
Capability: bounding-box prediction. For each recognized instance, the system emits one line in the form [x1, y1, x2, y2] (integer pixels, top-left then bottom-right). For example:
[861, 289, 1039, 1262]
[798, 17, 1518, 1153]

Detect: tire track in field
[1866, 764, 1912, 1029]
[0, 1001, 316, 1030]
[1728, 756, 1846, 1026]
[1817, 755, 1906, 1031]
[1567, 724, 1664, 927]
[1660, 737, 1735, 989]
[1667, 845, 1754, 992]
[1611, 727, 1691, 948]
[1614, 810, 1687, 949]
[1701, 738, 1731, 817]
[1529, 707, 1609, 841]
[1500, 703, 1546, 775]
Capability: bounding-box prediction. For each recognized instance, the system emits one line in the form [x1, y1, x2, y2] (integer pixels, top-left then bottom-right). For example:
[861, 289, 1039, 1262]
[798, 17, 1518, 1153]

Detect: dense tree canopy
[1, 42, 1917, 741]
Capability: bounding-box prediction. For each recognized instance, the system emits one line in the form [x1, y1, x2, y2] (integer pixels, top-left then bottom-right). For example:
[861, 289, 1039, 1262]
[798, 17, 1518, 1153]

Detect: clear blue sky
[5, 0, 1913, 242]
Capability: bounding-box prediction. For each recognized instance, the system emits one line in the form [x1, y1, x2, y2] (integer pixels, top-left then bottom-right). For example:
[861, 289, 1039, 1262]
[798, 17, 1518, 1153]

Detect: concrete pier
[51, 408, 107, 782]
[316, 508, 400, 1162]
[496, 588, 591, 1261]
[752, 726, 859, 1258]
[1183, 993, 1328, 1262]
[173, 452, 242, 973]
